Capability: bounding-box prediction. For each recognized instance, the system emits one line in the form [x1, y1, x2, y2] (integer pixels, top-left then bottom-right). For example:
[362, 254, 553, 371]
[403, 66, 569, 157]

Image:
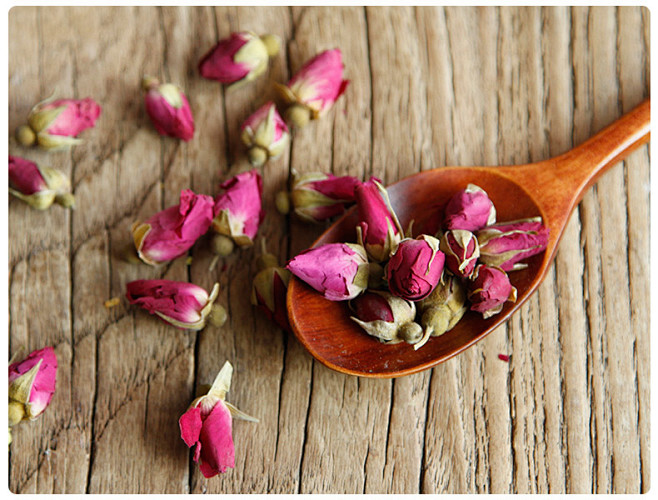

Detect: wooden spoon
[287, 99, 650, 378]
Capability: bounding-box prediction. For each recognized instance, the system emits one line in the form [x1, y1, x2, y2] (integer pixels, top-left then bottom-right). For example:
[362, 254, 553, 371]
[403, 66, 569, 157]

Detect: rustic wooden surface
[7, 6, 650, 494]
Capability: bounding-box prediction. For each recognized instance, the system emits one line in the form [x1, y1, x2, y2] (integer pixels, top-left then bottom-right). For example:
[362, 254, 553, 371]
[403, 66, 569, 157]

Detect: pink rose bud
[386, 235, 445, 302]
[132, 189, 215, 266]
[9, 155, 75, 209]
[476, 217, 549, 271]
[286, 242, 369, 301]
[467, 264, 517, 319]
[240, 102, 289, 166]
[350, 290, 423, 344]
[443, 184, 496, 232]
[251, 246, 291, 332]
[198, 31, 280, 87]
[8, 346, 57, 427]
[142, 76, 195, 141]
[16, 95, 101, 150]
[276, 171, 361, 223]
[355, 178, 403, 262]
[126, 279, 227, 330]
[276, 49, 349, 128]
[211, 169, 264, 256]
[439, 229, 480, 278]
[179, 361, 258, 478]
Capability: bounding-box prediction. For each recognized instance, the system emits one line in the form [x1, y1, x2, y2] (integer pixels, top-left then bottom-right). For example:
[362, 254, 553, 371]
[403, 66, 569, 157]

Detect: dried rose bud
[142, 76, 194, 141]
[179, 361, 258, 478]
[211, 169, 264, 256]
[9, 155, 75, 209]
[439, 229, 480, 278]
[349, 290, 422, 345]
[476, 217, 549, 271]
[418, 274, 468, 337]
[126, 279, 226, 330]
[251, 246, 291, 332]
[386, 235, 445, 301]
[443, 184, 496, 232]
[240, 102, 289, 166]
[278, 171, 361, 223]
[467, 264, 517, 319]
[198, 31, 280, 87]
[9, 347, 57, 428]
[275, 49, 349, 128]
[16, 95, 101, 150]
[286, 242, 369, 301]
[132, 189, 215, 266]
[355, 178, 403, 262]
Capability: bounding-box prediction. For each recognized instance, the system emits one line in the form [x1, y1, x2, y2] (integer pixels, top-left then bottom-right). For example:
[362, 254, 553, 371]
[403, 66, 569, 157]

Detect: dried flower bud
[355, 178, 403, 262]
[275, 49, 349, 128]
[418, 274, 468, 337]
[142, 76, 195, 141]
[286, 242, 369, 301]
[476, 217, 549, 271]
[9, 347, 57, 427]
[349, 290, 419, 344]
[198, 31, 280, 87]
[251, 245, 292, 332]
[126, 279, 226, 330]
[179, 361, 258, 478]
[439, 229, 480, 278]
[132, 189, 215, 266]
[443, 184, 496, 232]
[9, 155, 75, 209]
[386, 235, 445, 301]
[16, 95, 101, 150]
[467, 264, 517, 319]
[240, 102, 289, 166]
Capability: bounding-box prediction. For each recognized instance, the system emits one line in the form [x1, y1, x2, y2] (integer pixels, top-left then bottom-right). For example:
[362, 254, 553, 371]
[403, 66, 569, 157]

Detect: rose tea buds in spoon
[476, 217, 549, 271]
[418, 274, 468, 337]
[9, 155, 75, 209]
[467, 264, 517, 319]
[240, 102, 289, 166]
[142, 76, 195, 141]
[439, 229, 480, 279]
[443, 183, 496, 232]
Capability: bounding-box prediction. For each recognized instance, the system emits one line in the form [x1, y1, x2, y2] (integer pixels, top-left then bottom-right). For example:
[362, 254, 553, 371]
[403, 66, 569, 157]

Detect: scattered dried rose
[277, 171, 361, 223]
[467, 264, 517, 319]
[439, 229, 480, 279]
[355, 178, 403, 262]
[476, 217, 549, 271]
[9, 347, 57, 430]
[418, 274, 468, 337]
[287, 242, 369, 301]
[16, 95, 101, 150]
[386, 235, 445, 301]
[132, 189, 215, 266]
[251, 245, 291, 332]
[126, 279, 226, 330]
[198, 31, 280, 87]
[240, 102, 289, 166]
[350, 290, 423, 344]
[275, 49, 349, 128]
[142, 76, 195, 141]
[179, 361, 258, 478]
[9, 155, 75, 209]
[443, 184, 496, 232]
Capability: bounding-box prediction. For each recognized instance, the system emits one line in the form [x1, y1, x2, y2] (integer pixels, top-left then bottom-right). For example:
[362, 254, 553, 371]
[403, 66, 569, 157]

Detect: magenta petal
[179, 406, 203, 448]
[198, 401, 235, 477]
[45, 98, 101, 137]
[145, 89, 195, 141]
[8, 346, 57, 418]
[198, 32, 251, 83]
[9, 155, 47, 195]
[125, 279, 209, 326]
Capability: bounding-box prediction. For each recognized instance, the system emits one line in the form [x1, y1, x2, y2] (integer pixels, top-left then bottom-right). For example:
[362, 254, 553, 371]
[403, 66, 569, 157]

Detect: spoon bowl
[287, 99, 650, 378]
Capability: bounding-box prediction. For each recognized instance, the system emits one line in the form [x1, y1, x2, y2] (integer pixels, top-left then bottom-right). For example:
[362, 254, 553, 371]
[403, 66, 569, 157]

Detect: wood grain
[8, 6, 649, 494]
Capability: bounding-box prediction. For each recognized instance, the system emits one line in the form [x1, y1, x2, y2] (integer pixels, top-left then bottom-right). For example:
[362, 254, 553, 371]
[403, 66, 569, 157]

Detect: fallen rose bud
[142, 76, 195, 141]
[476, 217, 549, 271]
[198, 31, 280, 87]
[386, 235, 445, 301]
[251, 244, 291, 332]
[9, 346, 57, 428]
[240, 102, 289, 166]
[355, 178, 403, 262]
[126, 279, 226, 330]
[443, 184, 496, 232]
[132, 189, 215, 266]
[179, 361, 258, 478]
[9, 155, 75, 209]
[16, 95, 101, 150]
[275, 49, 349, 128]
[418, 273, 468, 337]
[467, 264, 517, 319]
[287, 242, 369, 301]
[211, 169, 264, 256]
[439, 229, 480, 278]
[277, 171, 361, 223]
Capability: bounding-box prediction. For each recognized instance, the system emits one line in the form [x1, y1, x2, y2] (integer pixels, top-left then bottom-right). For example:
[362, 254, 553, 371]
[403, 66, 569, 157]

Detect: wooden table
[8, 6, 650, 494]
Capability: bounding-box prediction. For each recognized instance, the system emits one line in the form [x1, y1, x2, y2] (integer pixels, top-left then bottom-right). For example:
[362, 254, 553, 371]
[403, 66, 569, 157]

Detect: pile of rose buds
[285, 181, 549, 350]
[9, 28, 350, 478]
